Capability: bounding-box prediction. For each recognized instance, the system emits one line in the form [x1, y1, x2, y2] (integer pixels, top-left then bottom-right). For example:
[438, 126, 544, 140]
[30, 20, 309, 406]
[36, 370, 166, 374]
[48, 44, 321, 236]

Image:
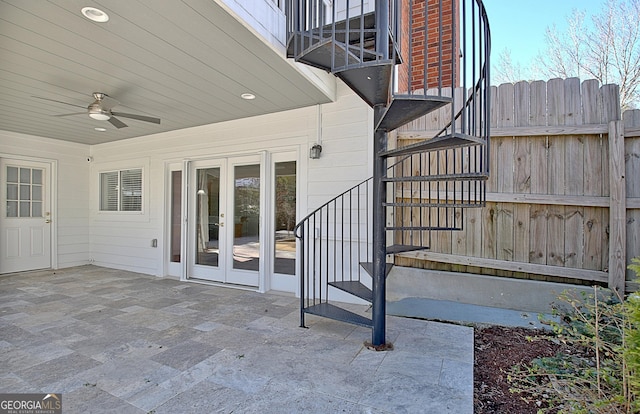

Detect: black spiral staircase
[287, 0, 491, 347]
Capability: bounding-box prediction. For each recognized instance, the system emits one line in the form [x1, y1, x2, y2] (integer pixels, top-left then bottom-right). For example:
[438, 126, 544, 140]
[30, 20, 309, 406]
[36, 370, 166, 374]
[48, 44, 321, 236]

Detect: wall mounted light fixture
[309, 144, 322, 159]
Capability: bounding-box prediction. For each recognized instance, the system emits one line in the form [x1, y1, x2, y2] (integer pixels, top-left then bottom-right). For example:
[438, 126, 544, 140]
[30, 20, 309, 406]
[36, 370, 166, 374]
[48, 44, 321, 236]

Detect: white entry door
[0, 158, 52, 274]
[187, 155, 262, 287]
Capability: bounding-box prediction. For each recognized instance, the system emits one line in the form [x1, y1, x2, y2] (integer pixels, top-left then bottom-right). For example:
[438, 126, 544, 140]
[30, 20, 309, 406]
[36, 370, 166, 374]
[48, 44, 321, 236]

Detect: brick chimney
[397, 0, 460, 93]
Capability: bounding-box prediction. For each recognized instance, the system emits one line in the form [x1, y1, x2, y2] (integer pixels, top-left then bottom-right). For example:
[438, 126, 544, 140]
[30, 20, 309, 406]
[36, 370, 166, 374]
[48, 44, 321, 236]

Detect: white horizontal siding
[0, 130, 91, 269]
[305, 83, 372, 205]
[219, 0, 287, 49]
[86, 82, 371, 280]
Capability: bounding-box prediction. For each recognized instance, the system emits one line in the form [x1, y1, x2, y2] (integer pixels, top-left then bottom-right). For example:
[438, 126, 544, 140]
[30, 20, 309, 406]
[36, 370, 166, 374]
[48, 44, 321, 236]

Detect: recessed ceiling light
[241, 93, 256, 100]
[81, 7, 109, 23]
[94, 127, 107, 132]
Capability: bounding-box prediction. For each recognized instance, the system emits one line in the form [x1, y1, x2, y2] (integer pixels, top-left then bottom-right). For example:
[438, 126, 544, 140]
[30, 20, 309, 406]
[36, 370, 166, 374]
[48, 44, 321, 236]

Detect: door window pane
[196, 168, 220, 267]
[32, 185, 42, 201]
[32, 169, 42, 185]
[233, 164, 260, 271]
[274, 162, 296, 275]
[7, 183, 18, 200]
[32, 202, 42, 217]
[6, 166, 44, 218]
[7, 201, 18, 217]
[20, 201, 30, 217]
[20, 185, 30, 200]
[7, 167, 18, 183]
[19, 168, 31, 183]
[170, 171, 182, 263]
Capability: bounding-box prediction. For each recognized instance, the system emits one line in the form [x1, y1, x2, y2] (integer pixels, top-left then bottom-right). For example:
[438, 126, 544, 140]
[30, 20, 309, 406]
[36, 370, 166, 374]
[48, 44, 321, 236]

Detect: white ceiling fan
[35, 92, 161, 129]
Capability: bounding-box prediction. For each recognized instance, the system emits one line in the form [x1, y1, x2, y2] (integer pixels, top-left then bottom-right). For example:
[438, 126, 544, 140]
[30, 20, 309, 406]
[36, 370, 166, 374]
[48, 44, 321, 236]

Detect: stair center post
[371, 104, 389, 348]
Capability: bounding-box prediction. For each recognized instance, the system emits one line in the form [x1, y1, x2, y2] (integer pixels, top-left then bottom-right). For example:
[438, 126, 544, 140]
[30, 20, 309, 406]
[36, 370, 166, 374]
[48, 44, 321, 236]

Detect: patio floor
[0, 265, 473, 413]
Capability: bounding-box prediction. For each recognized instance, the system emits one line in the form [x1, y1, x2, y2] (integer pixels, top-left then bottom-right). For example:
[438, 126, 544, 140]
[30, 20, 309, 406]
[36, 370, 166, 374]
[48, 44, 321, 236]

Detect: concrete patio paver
[0, 265, 473, 413]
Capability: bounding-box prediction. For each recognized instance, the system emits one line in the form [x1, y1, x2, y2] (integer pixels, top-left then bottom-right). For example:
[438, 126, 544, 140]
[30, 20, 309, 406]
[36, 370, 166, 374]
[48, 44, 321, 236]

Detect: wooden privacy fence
[393, 78, 640, 294]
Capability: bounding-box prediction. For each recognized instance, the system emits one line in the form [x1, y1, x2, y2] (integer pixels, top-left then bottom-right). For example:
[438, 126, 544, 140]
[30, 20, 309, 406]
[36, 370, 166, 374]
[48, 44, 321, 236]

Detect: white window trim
[92, 157, 150, 222]
[267, 148, 301, 294]
[99, 168, 143, 212]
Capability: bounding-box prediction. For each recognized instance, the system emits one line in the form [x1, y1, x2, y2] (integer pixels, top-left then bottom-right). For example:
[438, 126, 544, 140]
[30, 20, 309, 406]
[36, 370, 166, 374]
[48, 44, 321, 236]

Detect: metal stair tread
[287, 12, 401, 61]
[376, 95, 451, 132]
[323, 12, 377, 43]
[385, 224, 464, 231]
[384, 200, 484, 208]
[386, 244, 429, 254]
[383, 172, 489, 182]
[328, 280, 373, 302]
[304, 303, 372, 328]
[360, 262, 393, 278]
[286, 33, 324, 58]
[336, 63, 394, 106]
[290, 38, 371, 71]
[379, 133, 486, 158]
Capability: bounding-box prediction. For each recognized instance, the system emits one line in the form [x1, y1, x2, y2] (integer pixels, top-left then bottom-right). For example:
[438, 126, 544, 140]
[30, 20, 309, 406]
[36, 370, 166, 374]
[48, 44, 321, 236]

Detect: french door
[187, 155, 263, 287]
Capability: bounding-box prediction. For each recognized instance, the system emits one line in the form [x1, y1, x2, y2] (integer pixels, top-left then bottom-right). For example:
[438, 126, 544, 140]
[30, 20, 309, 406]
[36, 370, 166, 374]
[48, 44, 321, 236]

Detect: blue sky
[482, 0, 602, 67]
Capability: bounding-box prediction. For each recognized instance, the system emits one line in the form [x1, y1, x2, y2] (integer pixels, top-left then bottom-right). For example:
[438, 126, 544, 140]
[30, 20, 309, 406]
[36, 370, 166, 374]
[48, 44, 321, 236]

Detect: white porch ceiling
[0, 0, 333, 145]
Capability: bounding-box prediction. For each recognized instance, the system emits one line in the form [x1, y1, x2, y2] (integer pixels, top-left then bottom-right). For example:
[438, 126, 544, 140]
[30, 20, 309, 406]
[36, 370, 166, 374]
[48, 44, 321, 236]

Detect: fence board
[400, 251, 608, 282]
[513, 81, 531, 262]
[546, 79, 566, 268]
[451, 209, 466, 273]
[394, 78, 637, 292]
[583, 80, 606, 271]
[528, 80, 549, 265]
[625, 110, 640, 279]
[584, 207, 604, 270]
[582, 79, 601, 124]
[495, 84, 515, 265]
[625, 110, 640, 198]
[564, 78, 584, 269]
[483, 203, 497, 259]
[488, 85, 499, 192]
[609, 120, 626, 294]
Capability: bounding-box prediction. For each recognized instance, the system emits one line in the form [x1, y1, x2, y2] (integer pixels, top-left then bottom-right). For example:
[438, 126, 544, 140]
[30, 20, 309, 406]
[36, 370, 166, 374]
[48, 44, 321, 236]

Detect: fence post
[608, 119, 626, 295]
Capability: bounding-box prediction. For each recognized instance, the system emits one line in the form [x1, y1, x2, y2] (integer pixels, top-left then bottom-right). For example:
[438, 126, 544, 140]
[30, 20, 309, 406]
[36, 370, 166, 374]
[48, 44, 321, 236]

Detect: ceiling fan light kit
[88, 103, 111, 121]
[89, 112, 111, 121]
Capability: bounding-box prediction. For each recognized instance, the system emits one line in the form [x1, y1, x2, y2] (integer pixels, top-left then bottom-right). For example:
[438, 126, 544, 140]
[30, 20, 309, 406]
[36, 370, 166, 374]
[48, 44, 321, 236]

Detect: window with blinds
[99, 169, 142, 212]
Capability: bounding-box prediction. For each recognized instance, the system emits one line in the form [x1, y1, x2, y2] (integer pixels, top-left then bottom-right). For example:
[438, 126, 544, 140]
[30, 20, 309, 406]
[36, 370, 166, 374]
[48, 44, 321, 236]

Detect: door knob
[45, 219, 51, 224]
[219, 222, 224, 227]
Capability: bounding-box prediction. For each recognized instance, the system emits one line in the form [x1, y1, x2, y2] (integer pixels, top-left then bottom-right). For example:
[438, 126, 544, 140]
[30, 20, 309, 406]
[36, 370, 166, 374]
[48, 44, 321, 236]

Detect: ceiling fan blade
[112, 111, 161, 124]
[53, 112, 86, 117]
[108, 116, 128, 129]
[32, 96, 86, 109]
[98, 94, 119, 110]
